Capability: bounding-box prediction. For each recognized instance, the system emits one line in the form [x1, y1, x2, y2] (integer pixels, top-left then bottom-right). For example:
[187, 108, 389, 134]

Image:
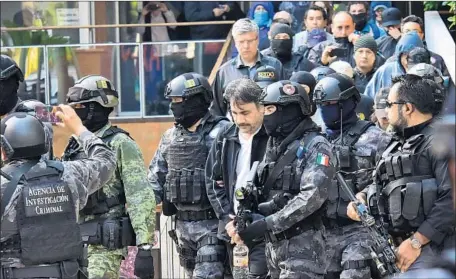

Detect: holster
[79, 217, 135, 250]
[162, 199, 178, 216]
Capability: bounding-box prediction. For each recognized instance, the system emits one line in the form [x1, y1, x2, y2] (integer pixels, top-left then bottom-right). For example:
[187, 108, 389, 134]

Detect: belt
[176, 209, 216, 221]
[1, 261, 79, 279]
[265, 217, 322, 243]
[322, 217, 356, 229]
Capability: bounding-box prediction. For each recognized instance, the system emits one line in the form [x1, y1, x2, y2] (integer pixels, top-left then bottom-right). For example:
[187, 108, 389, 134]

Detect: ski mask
[319, 98, 358, 131]
[270, 23, 294, 59]
[263, 103, 304, 137]
[74, 102, 111, 132]
[253, 10, 270, 28]
[170, 95, 209, 129]
[352, 13, 368, 31]
[0, 78, 19, 116]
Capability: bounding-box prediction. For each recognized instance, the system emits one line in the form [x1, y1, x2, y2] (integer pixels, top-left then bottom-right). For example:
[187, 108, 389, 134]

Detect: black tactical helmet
[66, 75, 119, 107]
[310, 66, 336, 83]
[313, 73, 361, 105]
[259, 80, 311, 116]
[1, 113, 48, 160]
[0, 54, 24, 82]
[164, 73, 212, 104]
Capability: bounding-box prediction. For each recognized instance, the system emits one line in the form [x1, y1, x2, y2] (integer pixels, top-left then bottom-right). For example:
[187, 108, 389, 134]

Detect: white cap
[329, 61, 354, 79]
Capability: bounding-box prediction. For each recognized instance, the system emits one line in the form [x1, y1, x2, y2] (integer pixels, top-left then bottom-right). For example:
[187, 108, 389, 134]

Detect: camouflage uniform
[62, 123, 156, 279]
[1, 131, 116, 271]
[258, 120, 335, 279]
[148, 113, 229, 279]
[323, 124, 392, 279]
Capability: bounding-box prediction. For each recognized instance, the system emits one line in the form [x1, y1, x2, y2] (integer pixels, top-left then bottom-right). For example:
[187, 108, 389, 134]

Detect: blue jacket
[364, 32, 424, 98]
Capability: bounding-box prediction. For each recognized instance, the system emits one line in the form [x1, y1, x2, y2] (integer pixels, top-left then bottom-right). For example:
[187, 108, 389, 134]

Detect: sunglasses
[385, 101, 407, 108]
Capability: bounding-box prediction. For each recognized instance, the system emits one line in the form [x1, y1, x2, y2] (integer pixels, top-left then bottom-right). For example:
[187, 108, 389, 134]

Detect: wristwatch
[409, 235, 422, 249]
[138, 244, 152, 251]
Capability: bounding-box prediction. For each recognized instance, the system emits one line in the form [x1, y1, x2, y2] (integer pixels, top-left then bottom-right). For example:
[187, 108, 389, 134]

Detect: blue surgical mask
[253, 10, 270, 28]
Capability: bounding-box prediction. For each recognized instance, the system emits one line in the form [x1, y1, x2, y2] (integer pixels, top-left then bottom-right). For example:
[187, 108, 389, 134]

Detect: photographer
[138, 2, 176, 42]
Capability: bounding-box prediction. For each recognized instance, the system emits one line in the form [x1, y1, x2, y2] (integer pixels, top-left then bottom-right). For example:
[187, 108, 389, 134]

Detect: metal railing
[1, 39, 226, 120]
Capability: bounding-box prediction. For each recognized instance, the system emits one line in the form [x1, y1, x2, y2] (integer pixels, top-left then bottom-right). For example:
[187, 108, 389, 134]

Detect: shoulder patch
[316, 153, 330, 166]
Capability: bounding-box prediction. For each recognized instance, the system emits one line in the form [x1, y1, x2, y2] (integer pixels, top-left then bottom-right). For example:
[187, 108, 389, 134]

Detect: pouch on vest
[422, 178, 437, 216]
[18, 165, 81, 265]
[402, 182, 421, 221]
[337, 146, 351, 169]
[162, 198, 178, 216]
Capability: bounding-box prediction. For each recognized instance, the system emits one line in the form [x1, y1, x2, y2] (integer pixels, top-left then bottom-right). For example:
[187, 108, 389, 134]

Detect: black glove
[238, 219, 268, 246]
[134, 248, 155, 279]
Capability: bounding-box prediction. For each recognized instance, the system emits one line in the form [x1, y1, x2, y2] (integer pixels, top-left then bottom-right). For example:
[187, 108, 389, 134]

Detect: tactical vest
[62, 126, 130, 216]
[1, 161, 81, 266]
[370, 133, 438, 234]
[326, 121, 374, 225]
[258, 131, 320, 210]
[164, 118, 223, 207]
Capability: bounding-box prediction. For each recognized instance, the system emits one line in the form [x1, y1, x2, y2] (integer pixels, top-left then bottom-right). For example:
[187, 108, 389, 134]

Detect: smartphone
[148, 3, 160, 11]
[330, 47, 348, 57]
[34, 105, 62, 124]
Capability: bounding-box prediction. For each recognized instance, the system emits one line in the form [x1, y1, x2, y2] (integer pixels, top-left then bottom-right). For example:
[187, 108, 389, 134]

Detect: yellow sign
[184, 79, 196, 88]
[96, 80, 108, 89]
[257, 72, 275, 79]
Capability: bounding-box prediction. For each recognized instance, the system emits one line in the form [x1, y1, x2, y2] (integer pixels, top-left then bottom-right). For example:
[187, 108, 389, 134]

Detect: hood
[394, 31, 424, 59]
[248, 1, 275, 23]
[370, 1, 391, 18]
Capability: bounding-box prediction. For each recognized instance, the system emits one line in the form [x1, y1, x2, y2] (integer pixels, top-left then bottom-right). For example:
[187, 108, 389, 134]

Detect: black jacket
[376, 35, 398, 60]
[205, 123, 269, 241]
[354, 67, 377, 94]
[184, 2, 235, 40]
[261, 47, 316, 79]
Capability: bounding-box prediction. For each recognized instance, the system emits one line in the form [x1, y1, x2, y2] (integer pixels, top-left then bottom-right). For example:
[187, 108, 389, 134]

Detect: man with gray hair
[210, 18, 284, 117]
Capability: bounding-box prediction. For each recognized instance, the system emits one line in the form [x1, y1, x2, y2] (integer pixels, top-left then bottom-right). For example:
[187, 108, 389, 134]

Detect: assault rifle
[335, 172, 400, 276]
[234, 161, 260, 231]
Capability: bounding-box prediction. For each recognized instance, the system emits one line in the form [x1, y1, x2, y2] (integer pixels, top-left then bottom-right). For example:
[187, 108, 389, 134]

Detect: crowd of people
[0, 1, 455, 279]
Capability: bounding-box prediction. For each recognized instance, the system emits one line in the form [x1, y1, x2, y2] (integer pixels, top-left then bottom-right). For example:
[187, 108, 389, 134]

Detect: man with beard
[62, 75, 156, 279]
[0, 54, 53, 161]
[348, 74, 455, 274]
[231, 80, 335, 278]
[313, 73, 391, 279]
[308, 12, 385, 68]
[206, 78, 269, 279]
[261, 22, 316, 79]
[149, 73, 229, 278]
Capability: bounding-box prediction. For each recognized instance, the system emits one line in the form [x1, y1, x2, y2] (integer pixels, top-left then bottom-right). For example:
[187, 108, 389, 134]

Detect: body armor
[62, 126, 136, 249]
[1, 161, 81, 278]
[326, 120, 374, 225]
[258, 130, 324, 242]
[369, 132, 438, 235]
[164, 119, 223, 213]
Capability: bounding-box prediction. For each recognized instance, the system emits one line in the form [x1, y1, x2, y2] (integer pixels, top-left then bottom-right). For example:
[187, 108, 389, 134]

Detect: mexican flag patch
[316, 153, 330, 166]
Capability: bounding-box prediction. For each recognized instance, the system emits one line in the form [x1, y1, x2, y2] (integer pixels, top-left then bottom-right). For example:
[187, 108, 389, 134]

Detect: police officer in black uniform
[0, 106, 116, 279]
[0, 54, 54, 161]
[148, 73, 230, 278]
[261, 22, 316, 79]
[232, 81, 335, 278]
[348, 74, 455, 274]
[313, 73, 392, 279]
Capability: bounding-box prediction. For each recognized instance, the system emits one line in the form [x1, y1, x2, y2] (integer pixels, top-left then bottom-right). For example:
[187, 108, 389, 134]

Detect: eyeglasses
[385, 101, 407, 108]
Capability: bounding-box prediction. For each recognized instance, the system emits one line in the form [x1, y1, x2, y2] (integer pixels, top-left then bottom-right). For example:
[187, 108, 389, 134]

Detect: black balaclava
[0, 78, 19, 116]
[170, 95, 209, 129]
[352, 13, 368, 31]
[290, 72, 318, 115]
[263, 103, 304, 137]
[270, 23, 294, 60]
[320, 98, 358, 137]
[74, 102, 111, 132]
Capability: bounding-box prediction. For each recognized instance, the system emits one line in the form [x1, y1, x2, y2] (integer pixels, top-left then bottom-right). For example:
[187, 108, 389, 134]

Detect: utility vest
[326, 120, 374, 226]
[369, 133, 438, 235]
[62, 126, 136, 249]
[164, 118, 224, 209]
[1, 161, 81, 276]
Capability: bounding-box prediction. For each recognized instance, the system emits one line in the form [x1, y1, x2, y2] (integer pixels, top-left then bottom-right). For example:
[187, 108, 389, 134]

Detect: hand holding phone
[330, 48, 348, 58]
[34, 105, 62, 124]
